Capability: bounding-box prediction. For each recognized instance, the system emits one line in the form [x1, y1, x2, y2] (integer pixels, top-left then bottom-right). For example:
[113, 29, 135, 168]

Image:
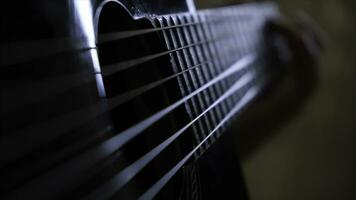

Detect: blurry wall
[240, 1, 356, 200]
[196, 0, 356, 199]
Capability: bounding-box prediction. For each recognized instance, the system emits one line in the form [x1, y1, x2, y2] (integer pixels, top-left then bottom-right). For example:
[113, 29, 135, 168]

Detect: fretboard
[154, 3, 278, 158]
[0, 2, 279, 200]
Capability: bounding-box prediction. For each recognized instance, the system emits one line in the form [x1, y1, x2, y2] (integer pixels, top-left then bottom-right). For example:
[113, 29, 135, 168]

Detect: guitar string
[97, 16, 230, 44]
[2, 10, 248, 138]
[159, 16, 215, 151]
[1, 3, 264, 183]
[100, 28, 236, 77]
[1, 10, 262, 184]
[1, 54, 257, 199]
[0, 16, 230, 67]
[3, 19, 237, 115]
[0, 61, 207, 164]
[2, 37, 221, 116]
[83, 71, 255, 200]
[0, 12, 243, 125]
[76, 54, 255, 162]
[98, 22, 200, 44]
[107, 61, 210, 106]
[101, 39, 212, 76]
[1, 58, 209, 117]
[0, 4, 276, 198]
[0, 30, 252, 164]
[0, 22, 199, 67]
[87, 60, 266, 200]
[0, 54, 255, 167]
[139, 86, 260, 200]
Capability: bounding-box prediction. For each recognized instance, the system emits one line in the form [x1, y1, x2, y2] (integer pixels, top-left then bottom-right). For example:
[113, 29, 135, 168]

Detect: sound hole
[94, 2, 194, 199]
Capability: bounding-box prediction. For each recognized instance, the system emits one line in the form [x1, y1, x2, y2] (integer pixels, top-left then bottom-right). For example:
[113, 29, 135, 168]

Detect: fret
[205, 13, 237, 124]
[233, 14, 247, 57]
[238, 12, 256, 92]
[190, 14, 225, 127]
[216, 12, 239, 93]
[179, 14, 219, 145]
[241, 14, 253, 55]
[229, 11, 244, 59]
[177, 16, 220, 152]
[226, 10, 246, 102]
[237, 7, 265, 77]
[218, 13, 241, 109]
[227, 13, 240, 106]
[196, 13, 230, 126]
[202, 13, 235, 116]
[169, 15, 216, 149]
[221, 13, 235, 66]
[245, 17, 256, 54]
[152, 18, 201, 157]
[215, 14, 231, 68]
[189, 14, 228, 137]
[161, 16, 210, 153]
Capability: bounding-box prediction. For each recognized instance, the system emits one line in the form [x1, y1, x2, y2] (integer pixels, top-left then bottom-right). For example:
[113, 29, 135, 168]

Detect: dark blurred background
[196, 0, 356, 200]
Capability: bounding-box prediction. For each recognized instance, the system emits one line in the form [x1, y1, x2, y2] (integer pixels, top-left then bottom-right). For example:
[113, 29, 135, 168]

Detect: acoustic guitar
[0, 0, 319, 199]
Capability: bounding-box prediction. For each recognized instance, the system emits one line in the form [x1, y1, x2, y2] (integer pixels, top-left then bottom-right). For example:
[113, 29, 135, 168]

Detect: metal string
[0, 22, 200, 67]
[83, 71, 255, 200]
[98, 22, 200, 44]
[139, 86, 260, 200]
[101, 39, 213, 76]
[0, 54, 257, 200]
[0, 54, 255, 167]
[0, 61, 206, 164]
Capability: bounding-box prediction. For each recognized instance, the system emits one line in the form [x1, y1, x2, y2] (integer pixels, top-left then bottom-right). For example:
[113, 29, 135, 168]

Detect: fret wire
[0, 55, 257, 200]
[155, 17, 205, 156]
[197, 14, 230, 123]
[217, 13, 236, 106]
[221, 12, 241, 112]
[188, 14, 224, 143]
[230, 10, 250, 105]
[183, 15, 218, 147]
[83, 70, 255, 200]
[216, 13, 240, 110]
[139, 86, 260, 200]
[203, 13, 235, 116]
[167, 16, 213, 151]
[180, 15, 216, 148]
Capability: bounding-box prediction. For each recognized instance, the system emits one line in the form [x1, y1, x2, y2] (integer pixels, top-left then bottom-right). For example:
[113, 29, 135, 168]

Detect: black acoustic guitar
[0, 0, 320, 199]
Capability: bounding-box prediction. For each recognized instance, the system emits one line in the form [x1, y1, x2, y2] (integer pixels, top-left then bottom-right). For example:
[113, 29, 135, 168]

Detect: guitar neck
[0, 1, 280, 200]
[149, 3, 279, 157]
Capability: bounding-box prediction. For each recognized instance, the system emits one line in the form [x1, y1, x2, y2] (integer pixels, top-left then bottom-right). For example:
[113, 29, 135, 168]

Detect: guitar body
[0, 1, 284, 199]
